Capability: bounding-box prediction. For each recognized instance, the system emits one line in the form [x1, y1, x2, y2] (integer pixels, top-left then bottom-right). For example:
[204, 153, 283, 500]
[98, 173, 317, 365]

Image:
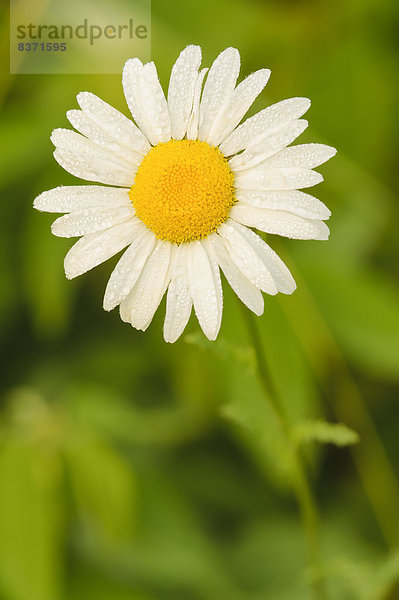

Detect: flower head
[34, 45, 336, 342]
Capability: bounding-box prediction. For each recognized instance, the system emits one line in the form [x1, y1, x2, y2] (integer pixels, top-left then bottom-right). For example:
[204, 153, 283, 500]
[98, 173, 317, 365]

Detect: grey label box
[10, 0, 151, 74]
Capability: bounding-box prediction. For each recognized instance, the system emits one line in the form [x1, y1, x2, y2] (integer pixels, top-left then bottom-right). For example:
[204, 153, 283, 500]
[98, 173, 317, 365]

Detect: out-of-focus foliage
[1, 0, 399, 598]
[292, 420, 359, 448]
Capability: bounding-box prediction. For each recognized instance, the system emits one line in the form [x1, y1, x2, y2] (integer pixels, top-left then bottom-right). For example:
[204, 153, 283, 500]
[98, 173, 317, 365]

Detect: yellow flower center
[129, 139, 236, 244]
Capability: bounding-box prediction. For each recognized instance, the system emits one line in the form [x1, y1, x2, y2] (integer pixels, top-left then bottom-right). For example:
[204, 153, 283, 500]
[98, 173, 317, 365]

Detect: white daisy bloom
[34, 45, 336, 343]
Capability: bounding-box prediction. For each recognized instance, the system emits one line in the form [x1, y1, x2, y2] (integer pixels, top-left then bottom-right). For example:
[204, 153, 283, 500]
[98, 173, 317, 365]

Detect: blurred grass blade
[0, 440, 65, 600]
[65, 434, 136, 543]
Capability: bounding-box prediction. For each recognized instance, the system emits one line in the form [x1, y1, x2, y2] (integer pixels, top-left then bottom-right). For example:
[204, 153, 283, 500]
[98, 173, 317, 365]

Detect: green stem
[280, 269, 399, 548]
[242, 306, 326, 599]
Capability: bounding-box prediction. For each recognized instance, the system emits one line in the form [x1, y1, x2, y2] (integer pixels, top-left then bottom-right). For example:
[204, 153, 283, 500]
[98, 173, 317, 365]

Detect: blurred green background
[1, 0, 399, 598]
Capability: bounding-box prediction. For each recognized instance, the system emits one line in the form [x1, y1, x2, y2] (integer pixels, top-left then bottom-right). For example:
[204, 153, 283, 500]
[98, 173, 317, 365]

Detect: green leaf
[64, 384, 209, 447]
[299, 262, 399, 381]
[217, 297, 325, 489]
[293, 419, 359, 447]
[115, 467, 239, 599]
[367, 550, 399, 600]
[65, 433, 136, 543]
[66, 566, 156, 600]
[22, 210, 76, 339]
[323, 551, 399, 600]
[221, 377, 294, 488]
[184, 332, 256, 375]
[228, 516, 310, 598]
[0, 389, 65, 600]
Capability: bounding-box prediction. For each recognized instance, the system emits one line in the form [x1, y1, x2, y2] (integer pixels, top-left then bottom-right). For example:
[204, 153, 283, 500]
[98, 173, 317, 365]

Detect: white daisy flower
[34, 45, 336, 343]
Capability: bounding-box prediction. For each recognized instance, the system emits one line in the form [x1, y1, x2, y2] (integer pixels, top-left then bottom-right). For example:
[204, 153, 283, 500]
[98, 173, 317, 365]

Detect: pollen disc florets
[130, 139, 236, 244]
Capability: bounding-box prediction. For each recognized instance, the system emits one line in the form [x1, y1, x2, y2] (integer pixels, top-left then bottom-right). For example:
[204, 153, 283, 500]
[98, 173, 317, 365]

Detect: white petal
[198, 47, 240, 142]
[229, 120, 308, 171]
[51, 205, 134, 238]
[219, 97, 311, 156]
[52, 128, 135, 187]
[33, 186, 131, 213]
[53, 148, 134, 187]
[76, 91, 150, 155]
[231, 204, 330, 240]
[188, 241, 223, 341]
[228, 220, 296, 294]
[122, 58, 171, 145]
[236, 189, 331, 220]
[66, 110, 143, 166]
[120, 240, 172, 331]
[64, 218, 139, 279]
[163, 244, 193, 343]
[261, 143, 337, 169]
[204, 234, 264, 316]
[211, 69, 271, 146]
[217, 222, 278, 295]
[51, 128, 134, 170]
[122, 58, 151, 142]
[168, 45, 202, 140]
[140, 62, 172, 143]
[186, 68, 208, 140]
[103, 226, 156, 311]
[235, 166, 323, 191]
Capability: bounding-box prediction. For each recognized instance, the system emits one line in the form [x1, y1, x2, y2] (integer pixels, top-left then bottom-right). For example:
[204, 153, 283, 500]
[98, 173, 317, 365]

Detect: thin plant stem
[280, 269, 399, 547]
[241, 305, 327, 600]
